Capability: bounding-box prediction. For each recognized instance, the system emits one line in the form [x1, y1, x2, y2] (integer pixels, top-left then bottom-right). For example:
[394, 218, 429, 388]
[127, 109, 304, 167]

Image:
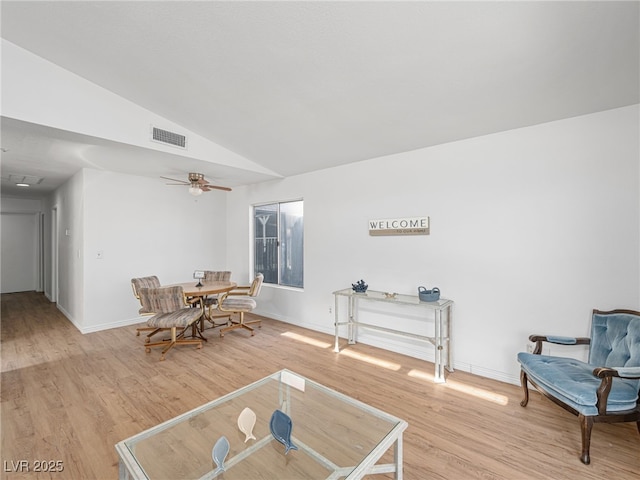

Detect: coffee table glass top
[117, 370, 407, 479]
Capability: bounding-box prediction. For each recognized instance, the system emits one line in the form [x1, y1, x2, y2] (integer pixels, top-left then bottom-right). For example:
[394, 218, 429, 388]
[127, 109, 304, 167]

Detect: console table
[333, 289, 454, 383]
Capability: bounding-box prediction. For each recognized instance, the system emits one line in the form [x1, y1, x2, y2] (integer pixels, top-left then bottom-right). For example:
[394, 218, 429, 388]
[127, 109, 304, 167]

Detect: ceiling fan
[161, 172, 232, 196]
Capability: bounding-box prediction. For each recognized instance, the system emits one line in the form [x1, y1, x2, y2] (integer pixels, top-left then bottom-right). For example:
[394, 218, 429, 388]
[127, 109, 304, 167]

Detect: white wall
[226, 105, 640, 385]
[1, 196, 43, 213]
[47, 171, 85, 327]
[81, 169, 228, 332]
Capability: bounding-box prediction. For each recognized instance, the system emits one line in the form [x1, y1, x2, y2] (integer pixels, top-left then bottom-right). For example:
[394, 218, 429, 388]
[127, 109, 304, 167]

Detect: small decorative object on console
[269, 410, 298, 455]
[352, 279, 368, 293]
[384, 292, 397, 299]
[418, 286, 440, 302]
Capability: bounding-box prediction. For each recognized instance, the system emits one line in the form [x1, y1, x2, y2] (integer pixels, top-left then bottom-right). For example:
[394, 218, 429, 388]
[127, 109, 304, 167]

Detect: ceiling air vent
[151, 126, 187, 149]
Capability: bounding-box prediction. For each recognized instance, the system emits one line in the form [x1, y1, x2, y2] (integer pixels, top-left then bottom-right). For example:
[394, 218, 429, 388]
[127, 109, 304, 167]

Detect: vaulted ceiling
[1, 1, 638, 197]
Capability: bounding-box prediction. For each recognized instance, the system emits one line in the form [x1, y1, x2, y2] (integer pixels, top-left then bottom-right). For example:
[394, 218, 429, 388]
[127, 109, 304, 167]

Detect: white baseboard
[80, 317, 145, 334]
[56, 303, 78, 329]
[55, 303, 145, 335]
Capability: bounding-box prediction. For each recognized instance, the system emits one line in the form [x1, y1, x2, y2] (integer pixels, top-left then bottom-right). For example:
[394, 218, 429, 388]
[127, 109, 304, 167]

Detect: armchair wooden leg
[579, 414, 593, 465]
[519, 370, 530, 407]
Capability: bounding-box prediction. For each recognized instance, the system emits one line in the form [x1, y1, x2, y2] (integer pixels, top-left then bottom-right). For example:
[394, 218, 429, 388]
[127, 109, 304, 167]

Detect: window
[253, 200, 303, 288]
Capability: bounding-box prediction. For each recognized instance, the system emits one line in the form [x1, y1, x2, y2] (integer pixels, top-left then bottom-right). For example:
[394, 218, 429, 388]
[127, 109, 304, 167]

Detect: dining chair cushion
[220, 297, 257, 313]
[147, 308, 202, 329]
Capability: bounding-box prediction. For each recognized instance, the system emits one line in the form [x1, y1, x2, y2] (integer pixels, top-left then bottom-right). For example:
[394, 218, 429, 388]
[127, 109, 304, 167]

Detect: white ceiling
[1, 1, 638, 197]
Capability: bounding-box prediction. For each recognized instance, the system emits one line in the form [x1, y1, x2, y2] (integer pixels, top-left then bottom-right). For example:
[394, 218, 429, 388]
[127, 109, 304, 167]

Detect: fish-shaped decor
[269, 410, 298, 455]
[237, 407, 257, 443]
[212, 436, 230, 475]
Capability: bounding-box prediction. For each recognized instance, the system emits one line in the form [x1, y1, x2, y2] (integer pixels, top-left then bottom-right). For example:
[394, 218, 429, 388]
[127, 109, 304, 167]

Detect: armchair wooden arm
[592, 367, 640, 415]
[528, 334, 590, 354]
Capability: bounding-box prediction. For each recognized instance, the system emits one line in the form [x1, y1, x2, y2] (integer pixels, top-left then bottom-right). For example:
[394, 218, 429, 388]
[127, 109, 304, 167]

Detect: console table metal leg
[446, 305, 454, 373]
[434, 309, 445, 383]
[348, 296, 356, 345]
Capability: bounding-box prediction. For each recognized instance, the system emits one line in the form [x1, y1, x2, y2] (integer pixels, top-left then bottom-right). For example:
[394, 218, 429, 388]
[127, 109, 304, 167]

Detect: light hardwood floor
[1, 292, 638, 479]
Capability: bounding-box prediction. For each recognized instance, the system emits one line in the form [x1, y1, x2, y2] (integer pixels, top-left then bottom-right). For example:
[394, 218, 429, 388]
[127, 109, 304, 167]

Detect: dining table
[167, 281, 237, 341]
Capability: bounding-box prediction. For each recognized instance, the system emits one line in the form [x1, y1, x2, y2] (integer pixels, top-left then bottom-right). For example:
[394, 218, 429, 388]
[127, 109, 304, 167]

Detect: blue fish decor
[211, 436, 230, 475]
[269, 410, 298, 455]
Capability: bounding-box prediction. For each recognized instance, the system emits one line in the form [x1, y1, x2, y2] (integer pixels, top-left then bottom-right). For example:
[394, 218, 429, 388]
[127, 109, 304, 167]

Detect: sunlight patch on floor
[280, 331, 332, 349]
[339, 349, 402, 371]
[408, 369, 509, 406]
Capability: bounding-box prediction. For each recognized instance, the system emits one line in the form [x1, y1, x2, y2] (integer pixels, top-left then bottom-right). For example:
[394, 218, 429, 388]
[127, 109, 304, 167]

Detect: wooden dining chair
[138, 286, 203, 360]
[131, 275, 166, 342]
[202, 271, 232, 324]
[217, 274, 264, 337]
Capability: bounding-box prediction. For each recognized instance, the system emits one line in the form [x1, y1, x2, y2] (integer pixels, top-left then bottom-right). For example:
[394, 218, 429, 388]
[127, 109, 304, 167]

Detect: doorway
[1, 212, 39, 293]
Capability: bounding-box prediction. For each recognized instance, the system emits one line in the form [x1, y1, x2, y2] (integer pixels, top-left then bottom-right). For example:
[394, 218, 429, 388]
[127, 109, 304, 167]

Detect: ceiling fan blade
[205, 184, 232, 192]
[196, 178, 210, 185]
[161, 176, 189, 185]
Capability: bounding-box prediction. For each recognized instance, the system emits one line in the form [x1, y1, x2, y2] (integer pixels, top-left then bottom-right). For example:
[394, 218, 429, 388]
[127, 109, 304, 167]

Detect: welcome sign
[369, 216, 430, 236]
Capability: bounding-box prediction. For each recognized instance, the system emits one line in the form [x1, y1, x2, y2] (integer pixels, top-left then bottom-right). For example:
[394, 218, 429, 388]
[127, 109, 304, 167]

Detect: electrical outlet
[328, 306, 332, 314]
[526, 343, 534, 353]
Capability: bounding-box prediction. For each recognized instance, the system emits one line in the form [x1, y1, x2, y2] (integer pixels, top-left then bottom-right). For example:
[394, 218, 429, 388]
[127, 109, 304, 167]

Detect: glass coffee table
[116, 370, 407, 479]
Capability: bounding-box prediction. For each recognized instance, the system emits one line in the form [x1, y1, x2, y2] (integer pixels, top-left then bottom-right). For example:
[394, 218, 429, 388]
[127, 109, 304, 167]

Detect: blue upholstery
[518, 310, 640, 416]
[517, 353, 638, 415]
[546, 335, 577, 345]
[589, 312, 640, 368]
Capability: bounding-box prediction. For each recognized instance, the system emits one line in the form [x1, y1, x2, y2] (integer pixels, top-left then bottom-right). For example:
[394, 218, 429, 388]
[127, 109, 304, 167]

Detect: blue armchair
[517, 309, 640, 464]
